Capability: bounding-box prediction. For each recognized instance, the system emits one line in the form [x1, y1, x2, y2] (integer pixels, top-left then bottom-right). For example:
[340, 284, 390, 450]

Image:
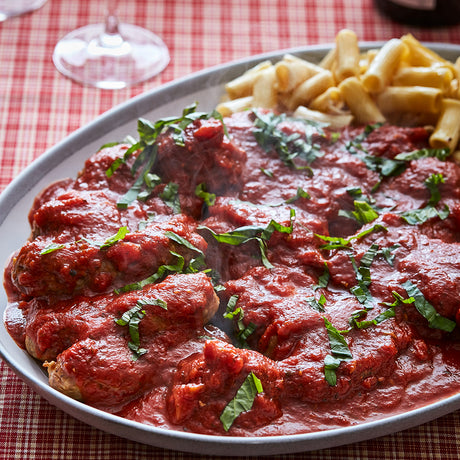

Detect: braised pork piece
[4, 107, 460, 436]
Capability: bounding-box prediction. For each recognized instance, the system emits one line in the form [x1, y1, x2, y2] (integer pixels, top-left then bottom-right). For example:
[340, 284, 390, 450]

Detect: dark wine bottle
[375, 0, 460, 27]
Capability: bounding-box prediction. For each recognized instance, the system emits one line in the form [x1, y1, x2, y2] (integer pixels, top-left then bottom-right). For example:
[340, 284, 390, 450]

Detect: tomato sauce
[3, 108, 460, 436]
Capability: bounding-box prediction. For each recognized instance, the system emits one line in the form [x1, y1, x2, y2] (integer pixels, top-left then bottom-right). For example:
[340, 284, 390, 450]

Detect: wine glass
[0, 0, 47, 21]
[53, 0, 170, 89]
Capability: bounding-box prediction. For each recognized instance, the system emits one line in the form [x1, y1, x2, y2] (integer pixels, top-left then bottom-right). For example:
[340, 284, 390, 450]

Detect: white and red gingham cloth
[1, 1, 460, 458]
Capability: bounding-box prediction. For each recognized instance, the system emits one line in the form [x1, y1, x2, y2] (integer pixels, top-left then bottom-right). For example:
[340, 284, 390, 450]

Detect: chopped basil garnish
[269, 187, 310, 207]
[346, 187, 364, 198]
[315, 224, 387, 250]
[116, 251, 185, 293]
[285, 187, 311, 204]
[401, 205, 449, 225]
[106, 104, 227, 209]
[261, 167, 274, 178]
[81, 227, 130, 248]
[348, 133, 450, 194]
[40, 227, 130, 255]
[199, 208, 295, 269]
[401, 173, 450, 225]
[362, 155, 406, 180]
[345, 123, 383, 155]
[115, 303, 148, 360]
[220, 372, 263, 431]
[349, 243, 398, 313]
[40, 242, 65, 255]
[116, 144, 159, 209]
[379, 244, 399, 266]
[345, 123, 409, 186]
[349, 306, 395, 329]
[425, 173, 445, 205]
[137, 297, 168, 310]
[224, 295, 256, 348]
[349, 282, 374, 308]
[165, 231, 201, 253]
[339, 200, 379, 225]
[324, 355, 342, 387]
[137, 213, 157, 231]
[195, 183, 216, 207]
[98, 140, 127, 151]
[402, 281, 456, 332]
[307, 294, 326, 312]
[394, 148, 450, 162]
[160, 182, 181, 214]
[252, 110, 324, 173]
[324, 319, 351, 358]
[313, 262, 330, 291]
[383, 290, 415, 307]
[137, 173, 162, 201]
[95, 226, 130, 249]
[323, 317, 352, 386]
[115, 225, 211, 294]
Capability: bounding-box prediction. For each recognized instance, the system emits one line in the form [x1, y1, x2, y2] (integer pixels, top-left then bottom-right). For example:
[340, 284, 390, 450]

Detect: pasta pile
[217, 29, 460, 156]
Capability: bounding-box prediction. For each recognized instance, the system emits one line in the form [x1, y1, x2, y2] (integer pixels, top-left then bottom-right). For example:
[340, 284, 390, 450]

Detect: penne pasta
[376, 86, 442, 115]
[338, 76, 386, 124]
[217, 29, 460, 152]
[452, 150, 460, 165]
[392, 66, 454, 94]
[401, 34, 454, 71]
[319, 48, 336, 70]
[275, 54, 323, 93]
[454, 56, 460, 79]
[334, 29, 360, 82]
[216, 96, 254, 117]
[294, 105, 353, 128]
[309, 86, 345, 114]
[287, 70, 335, 110]
[362, 39, 408, 93]
[224, 60, 273, 99]
[429, 98, 460, 151]
[252, 66, 278, 108]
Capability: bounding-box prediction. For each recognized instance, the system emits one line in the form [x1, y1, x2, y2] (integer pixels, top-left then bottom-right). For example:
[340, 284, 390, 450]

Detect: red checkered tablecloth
[1, 0, 460, 458]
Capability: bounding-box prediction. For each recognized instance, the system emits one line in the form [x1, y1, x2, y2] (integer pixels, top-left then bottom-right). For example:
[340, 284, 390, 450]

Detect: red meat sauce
[3, 109, 460, 436]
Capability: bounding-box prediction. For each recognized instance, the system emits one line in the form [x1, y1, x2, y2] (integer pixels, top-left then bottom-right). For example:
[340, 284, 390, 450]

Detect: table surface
[1, 0, 460, 458]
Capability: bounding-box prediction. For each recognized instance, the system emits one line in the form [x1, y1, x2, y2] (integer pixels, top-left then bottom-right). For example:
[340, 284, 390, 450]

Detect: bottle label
[388, 0, 436, 9]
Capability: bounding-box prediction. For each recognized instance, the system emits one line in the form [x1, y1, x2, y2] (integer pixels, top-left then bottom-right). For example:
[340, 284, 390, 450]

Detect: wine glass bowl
[53, 2, 170, 89]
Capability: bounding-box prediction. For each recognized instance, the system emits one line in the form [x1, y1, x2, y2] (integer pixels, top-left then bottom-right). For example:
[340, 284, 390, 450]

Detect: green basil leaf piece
[307, 294, 326, 312]
[40, 243, 66, 255]
[313, 262, 330, 291]
[199, 209, 295, 269]
[195, 183, 216, 207]
[339, 200, 379, 225]
[99, 226, 130, 249]
[401, 173, 450, 225]
[324, 354, 342, 386]
[316, 224, 387, 250]
[324, 318, 352, 360]
[253, 110, 324, 172]
[394, 148, 450, 162]
[402, 281, 456, 332]
[223, 295, 256, 348]
[323, 317, 353, 386]
[220, 372, 263, 431]
[160, 182, 181, 214]
[107, 104, 227, 208]
[114, 303, 148, 360]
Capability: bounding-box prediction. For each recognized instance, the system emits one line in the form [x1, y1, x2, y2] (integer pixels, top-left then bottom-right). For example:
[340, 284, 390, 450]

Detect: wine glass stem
[105, 0, 120, 35]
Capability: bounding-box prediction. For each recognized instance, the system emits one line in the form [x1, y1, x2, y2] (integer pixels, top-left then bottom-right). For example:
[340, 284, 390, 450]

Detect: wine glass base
[53, 23, 170, 89]
[0, 0, 47, 21]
